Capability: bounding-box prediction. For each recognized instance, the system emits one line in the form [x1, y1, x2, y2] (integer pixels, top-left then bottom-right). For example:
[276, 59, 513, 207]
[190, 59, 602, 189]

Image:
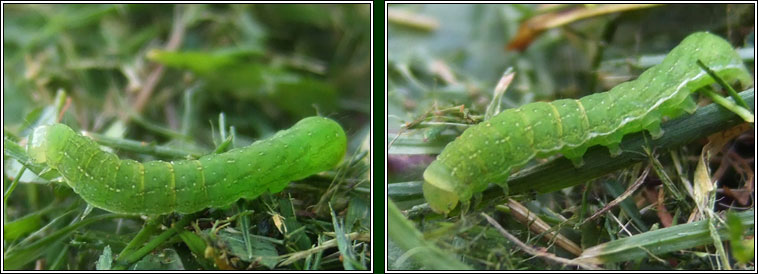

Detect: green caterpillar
[423, 32, 754, 214]
[28, 116, 347, 215]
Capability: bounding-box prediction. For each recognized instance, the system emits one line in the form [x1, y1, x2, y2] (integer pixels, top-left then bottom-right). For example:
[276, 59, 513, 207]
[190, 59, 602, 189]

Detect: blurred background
[388, 3, 753, 139]
[4, 3, 370, 146]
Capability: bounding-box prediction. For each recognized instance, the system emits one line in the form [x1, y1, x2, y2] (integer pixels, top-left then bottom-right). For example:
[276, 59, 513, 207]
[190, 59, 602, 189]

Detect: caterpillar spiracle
[28, 116, 347, 215]
[423, 32, 754, 214]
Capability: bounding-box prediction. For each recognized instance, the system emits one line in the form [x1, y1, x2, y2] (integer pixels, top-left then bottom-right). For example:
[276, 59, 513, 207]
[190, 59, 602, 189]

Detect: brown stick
[482, 213, 602, 270]
[132, 5, 187, 114]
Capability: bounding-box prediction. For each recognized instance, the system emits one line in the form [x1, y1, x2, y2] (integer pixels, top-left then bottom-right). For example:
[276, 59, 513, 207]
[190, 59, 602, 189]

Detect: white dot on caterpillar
[226, 159, 235, 164]
[308, 131, 312, 136]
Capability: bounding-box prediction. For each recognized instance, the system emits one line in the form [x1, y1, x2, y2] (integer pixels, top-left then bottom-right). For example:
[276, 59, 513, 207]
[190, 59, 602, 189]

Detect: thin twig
[581, 165, 651, 225]
[481, 213, 602, 270]
[417, 121, 472, 127]
[278, 232, 369, 266]
[500, 199, 583, 256]
[133, 5, 188, 114]
[3, 166, 27, 205]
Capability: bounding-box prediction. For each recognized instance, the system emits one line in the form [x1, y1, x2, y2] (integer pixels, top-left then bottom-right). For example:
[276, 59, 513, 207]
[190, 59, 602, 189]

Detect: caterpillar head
[422, 160, 460, 214]
[28, 125, 52, 164]
[28, 124, 72, 167]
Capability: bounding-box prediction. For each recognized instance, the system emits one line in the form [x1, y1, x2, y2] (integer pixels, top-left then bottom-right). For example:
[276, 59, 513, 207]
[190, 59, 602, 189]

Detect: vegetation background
[387, 3, 754, 270]
[3, 3, 370, 270]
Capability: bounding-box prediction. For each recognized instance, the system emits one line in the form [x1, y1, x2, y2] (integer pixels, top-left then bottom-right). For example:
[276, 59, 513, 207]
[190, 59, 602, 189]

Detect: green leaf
[147, 48, 264, 76]
[345, 196, 370, 232]
[3, 213, 43, 241]
[178, 230, 208, 260]
[129, 248, 185, 270]
[217, 228, 279, 269]
[727, 211, 754, 264]
[575, 210, 754, 264]
[96, 245, 113, 270]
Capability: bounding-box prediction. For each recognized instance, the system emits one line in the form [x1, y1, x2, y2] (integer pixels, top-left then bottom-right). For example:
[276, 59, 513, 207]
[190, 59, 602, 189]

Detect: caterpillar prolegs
[28, 116, 347, 215]
[423, 32, 754, 214]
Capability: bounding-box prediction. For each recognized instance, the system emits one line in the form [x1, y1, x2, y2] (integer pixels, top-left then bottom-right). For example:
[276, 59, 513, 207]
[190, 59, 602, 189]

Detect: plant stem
[113, 213, 197, 269]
